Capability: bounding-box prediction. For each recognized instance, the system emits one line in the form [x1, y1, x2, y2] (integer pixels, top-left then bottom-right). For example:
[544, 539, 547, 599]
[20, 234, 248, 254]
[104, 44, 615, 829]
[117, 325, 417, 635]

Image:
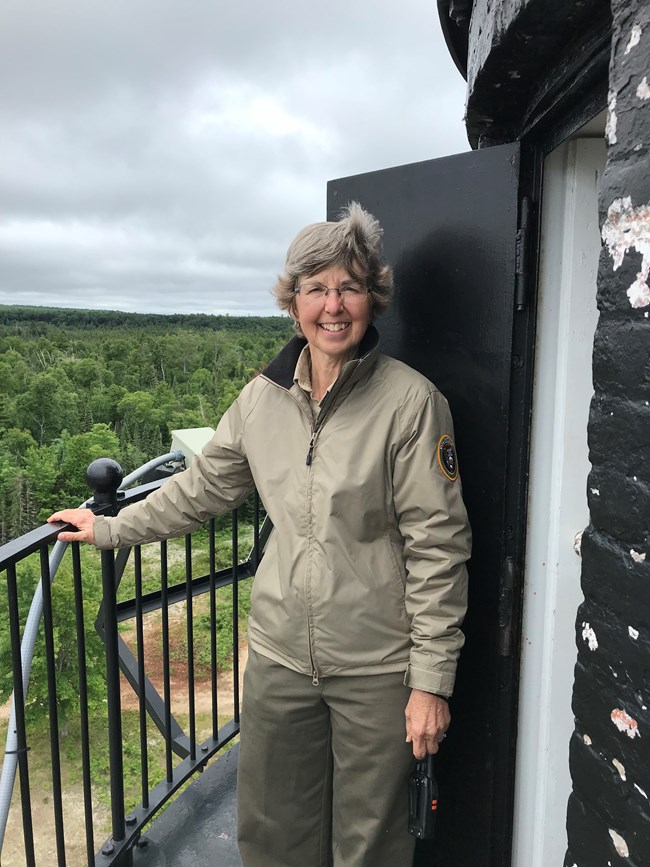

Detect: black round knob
[86, 458, 124, 496]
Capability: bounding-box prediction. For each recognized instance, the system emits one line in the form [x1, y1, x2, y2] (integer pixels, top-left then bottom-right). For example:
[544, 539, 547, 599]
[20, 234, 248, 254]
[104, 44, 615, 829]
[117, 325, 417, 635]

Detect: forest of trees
[0, 305, 293, 544]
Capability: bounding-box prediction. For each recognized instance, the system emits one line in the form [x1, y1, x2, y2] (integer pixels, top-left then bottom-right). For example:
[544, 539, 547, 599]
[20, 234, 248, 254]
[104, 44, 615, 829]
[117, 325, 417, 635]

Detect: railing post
[87, 459, 132, 864]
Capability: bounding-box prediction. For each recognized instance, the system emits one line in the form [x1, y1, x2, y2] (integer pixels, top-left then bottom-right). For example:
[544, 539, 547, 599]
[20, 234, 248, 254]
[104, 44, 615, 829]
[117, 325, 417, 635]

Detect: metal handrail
[0, 459, 266, 866]
[0, 452, 183, 854]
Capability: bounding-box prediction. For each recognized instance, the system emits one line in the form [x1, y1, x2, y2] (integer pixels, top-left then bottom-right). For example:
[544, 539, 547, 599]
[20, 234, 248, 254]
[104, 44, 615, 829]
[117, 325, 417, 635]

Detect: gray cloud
[0, 0, 468, 315]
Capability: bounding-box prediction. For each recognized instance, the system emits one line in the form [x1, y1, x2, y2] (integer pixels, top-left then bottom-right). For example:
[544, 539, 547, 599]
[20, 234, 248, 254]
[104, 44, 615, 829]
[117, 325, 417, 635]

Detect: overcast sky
[0, 0, 469, 317]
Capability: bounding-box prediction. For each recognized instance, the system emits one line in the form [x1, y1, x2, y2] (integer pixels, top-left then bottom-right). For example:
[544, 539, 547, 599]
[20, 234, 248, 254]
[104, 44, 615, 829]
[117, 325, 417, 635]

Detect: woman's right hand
[47, 509, 97, 545]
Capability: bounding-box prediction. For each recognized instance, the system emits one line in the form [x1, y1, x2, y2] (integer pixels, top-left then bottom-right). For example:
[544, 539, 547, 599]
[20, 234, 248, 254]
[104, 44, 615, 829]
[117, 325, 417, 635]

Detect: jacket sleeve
[93, 395, 255, 549]
[392, 388, 471, 697]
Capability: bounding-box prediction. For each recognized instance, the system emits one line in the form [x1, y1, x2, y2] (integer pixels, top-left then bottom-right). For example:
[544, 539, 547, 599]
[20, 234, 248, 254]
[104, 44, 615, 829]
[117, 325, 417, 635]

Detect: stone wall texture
[565, 1, 650, 865]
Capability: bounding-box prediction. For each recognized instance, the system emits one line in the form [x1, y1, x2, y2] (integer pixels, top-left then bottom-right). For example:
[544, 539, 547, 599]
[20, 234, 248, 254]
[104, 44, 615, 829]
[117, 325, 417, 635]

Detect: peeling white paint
[631, 549, 646, 563]
[583, 733, 592, 745]
[608, 829, 629, 858]
[629, 626, 639, 640]
[602, 196, 650, 308]
[635, 143, 644, 151]
[612, 758, 626, 780]
[590, 487, 600, 496]
[634, 783, 648, 799]
[573, 530, 583, 556]
[606, 89, 618, 144]
[582, 622, 598, 650]
[625, 23, 643, 54]
[637, 76, 650, 100]
[611, 708, 641, 738]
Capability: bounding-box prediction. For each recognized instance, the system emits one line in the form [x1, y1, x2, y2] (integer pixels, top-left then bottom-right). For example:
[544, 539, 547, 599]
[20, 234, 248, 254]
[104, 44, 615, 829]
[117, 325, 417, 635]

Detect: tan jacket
[94, 327, 471, 696]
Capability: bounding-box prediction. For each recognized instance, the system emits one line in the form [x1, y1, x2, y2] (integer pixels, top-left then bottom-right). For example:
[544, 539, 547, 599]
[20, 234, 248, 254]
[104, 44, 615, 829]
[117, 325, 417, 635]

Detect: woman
[50, 203, 471, 867]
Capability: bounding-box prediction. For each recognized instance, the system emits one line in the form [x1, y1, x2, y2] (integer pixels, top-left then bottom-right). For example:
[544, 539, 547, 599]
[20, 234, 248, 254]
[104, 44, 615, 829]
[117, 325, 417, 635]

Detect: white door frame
[511, 137, 606, 867]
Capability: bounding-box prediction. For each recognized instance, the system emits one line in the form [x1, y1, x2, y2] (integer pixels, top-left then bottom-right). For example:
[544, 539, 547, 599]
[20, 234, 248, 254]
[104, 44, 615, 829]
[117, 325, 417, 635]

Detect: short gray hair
[272, 202, 394, 328]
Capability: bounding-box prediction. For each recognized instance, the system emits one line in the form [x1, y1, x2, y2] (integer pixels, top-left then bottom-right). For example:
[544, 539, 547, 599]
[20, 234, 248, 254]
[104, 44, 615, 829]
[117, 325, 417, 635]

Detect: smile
[319, 322, 351, 332]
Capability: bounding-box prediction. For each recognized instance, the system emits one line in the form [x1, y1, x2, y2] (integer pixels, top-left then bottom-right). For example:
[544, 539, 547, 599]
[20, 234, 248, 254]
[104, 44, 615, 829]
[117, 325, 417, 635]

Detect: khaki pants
[237, 649, 416, 867]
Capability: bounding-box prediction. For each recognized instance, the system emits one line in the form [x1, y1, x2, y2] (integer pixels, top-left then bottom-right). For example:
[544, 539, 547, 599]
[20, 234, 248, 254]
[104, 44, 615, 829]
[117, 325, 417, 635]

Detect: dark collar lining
[261, 335, 308, 389]
[261, 326, 380, 389]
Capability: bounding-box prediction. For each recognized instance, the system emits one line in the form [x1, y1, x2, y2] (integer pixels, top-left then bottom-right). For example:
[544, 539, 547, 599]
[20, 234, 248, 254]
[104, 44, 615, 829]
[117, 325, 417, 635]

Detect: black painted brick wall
[565, 1, 650, 865]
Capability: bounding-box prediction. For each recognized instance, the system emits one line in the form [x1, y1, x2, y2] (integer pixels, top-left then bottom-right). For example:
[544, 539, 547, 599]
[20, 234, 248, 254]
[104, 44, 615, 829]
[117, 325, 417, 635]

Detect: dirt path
[0, 642, 247, 723]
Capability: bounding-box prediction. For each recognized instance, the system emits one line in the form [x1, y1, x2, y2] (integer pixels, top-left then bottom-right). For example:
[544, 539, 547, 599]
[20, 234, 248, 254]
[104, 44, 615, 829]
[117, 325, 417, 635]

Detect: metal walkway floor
[133, 743, 242, 867]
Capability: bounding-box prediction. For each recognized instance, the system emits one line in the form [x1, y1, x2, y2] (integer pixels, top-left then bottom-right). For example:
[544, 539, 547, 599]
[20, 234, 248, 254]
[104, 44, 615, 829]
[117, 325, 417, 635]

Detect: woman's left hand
[405, 689, 451, 759]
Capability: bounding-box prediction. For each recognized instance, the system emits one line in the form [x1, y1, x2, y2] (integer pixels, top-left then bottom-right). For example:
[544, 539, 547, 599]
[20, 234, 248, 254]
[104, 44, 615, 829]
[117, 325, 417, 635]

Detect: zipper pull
[306, 433, 315, 465]
[312, 670, 320, 686]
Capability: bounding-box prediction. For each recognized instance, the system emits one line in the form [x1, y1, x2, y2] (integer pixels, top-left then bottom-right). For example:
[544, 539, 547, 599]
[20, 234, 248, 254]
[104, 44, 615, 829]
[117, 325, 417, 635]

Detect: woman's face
[292, 264, 371, 367]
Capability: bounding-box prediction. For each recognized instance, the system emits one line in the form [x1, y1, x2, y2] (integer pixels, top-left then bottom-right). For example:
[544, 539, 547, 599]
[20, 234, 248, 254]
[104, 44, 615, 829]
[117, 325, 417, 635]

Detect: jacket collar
[262, 325, 380, 390]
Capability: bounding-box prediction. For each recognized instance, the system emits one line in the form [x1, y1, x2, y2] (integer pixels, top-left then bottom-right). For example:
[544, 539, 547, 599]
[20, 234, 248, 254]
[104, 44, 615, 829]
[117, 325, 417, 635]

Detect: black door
[328, 143, 526, 867]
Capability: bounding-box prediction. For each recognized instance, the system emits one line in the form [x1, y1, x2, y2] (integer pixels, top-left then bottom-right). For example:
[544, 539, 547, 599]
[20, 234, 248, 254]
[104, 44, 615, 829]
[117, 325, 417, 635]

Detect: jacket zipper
[306, 432, 315, 465]
[306, 417, 320, 685]
[303, 401, 341, 683]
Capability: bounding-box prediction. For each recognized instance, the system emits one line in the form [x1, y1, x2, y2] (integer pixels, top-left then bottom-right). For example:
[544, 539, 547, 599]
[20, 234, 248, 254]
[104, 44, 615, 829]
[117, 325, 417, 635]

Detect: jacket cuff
[93, 515, 115, 549]
[403, 663, 455, 697]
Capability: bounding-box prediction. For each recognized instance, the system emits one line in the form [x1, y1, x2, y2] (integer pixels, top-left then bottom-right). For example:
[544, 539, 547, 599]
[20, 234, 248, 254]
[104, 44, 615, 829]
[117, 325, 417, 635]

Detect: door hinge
[515, 196, 532, 311]
[498, 556, 517, 657]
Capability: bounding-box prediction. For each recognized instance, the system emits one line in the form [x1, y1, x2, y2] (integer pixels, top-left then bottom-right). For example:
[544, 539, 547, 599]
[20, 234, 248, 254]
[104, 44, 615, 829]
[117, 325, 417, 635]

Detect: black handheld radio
[408, 753, 438, 839]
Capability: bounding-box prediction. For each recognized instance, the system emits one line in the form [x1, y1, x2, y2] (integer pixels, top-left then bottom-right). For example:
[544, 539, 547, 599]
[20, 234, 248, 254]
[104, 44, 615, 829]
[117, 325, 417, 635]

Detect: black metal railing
[0, 461, 268, 866]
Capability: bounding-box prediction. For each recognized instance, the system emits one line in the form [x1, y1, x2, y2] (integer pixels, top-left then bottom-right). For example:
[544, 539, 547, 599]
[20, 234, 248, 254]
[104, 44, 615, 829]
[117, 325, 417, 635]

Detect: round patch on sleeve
[437, 435, 459, 481]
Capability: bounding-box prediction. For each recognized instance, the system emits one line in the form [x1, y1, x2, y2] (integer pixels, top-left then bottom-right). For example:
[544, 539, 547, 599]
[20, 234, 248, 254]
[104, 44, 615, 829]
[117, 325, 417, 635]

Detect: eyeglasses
[294, 282, 369, 302]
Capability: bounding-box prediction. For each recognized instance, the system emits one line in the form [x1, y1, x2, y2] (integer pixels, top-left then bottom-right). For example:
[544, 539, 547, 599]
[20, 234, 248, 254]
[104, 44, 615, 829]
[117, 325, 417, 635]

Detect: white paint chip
[590, 487, 600, 496]
[602, 196, 650, 308]
[631, 549, 646, 563]
[583, 733, 592, 745]
[582, 622, 598, 651]
[637, 76, 650, 100]
[573, 530, 583, 556]
[608, 829, 629, 858]
[611, 708, 641, 739]
[612, 758, 626, 780]
[606, 90, 618, 144]
[635, 783, 648, 799]
[629, 626, 639, 640]
[625, 24, 643, 54]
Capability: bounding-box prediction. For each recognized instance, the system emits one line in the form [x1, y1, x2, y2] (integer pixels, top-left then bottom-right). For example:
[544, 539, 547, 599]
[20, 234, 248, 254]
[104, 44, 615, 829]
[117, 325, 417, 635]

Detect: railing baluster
[100, 548, 126, 848]
[253, 491, 260, 571]
[134, 546, 149, 809]
[185, 535, 196, 761]
[71, 542, 95, 865]
[160, 541, 173, 783]
[40, 546, 67, 865]
[232, 509, 240, 724]
[209, 519, 218, 740]
[6, 561, 36, 867]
